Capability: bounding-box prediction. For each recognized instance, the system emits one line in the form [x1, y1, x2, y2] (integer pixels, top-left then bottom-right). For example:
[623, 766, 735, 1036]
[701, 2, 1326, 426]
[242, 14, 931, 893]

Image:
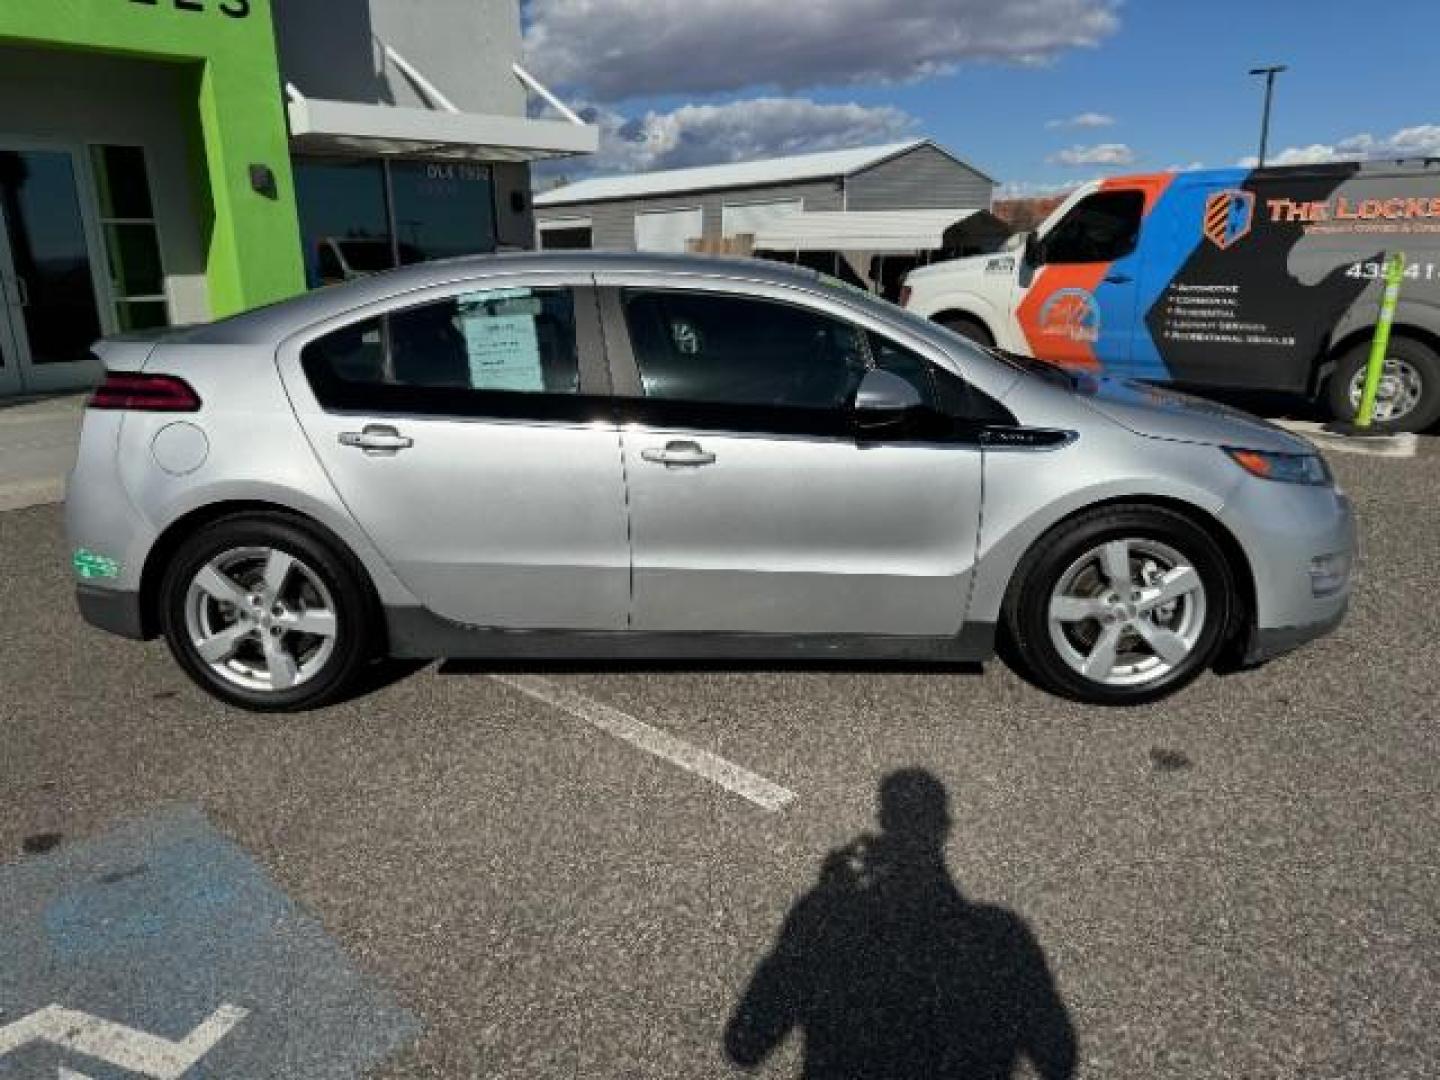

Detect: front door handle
[338, 424, 414, 455]
[641, 440, 716, 467]
[1103, 272, 1133, 284]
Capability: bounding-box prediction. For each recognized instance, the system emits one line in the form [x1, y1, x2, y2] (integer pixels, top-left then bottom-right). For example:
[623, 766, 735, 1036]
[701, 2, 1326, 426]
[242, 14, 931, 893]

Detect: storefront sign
[127, 0, 252, 20]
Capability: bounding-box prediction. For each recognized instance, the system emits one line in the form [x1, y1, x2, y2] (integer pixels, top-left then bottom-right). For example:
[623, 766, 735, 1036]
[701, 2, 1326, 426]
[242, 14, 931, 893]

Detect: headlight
[1224, 447, 1331, 485]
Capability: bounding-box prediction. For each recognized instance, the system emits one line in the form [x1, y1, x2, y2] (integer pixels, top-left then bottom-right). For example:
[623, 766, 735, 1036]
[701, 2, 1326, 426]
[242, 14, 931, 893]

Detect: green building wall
[0, 0, 305, 315]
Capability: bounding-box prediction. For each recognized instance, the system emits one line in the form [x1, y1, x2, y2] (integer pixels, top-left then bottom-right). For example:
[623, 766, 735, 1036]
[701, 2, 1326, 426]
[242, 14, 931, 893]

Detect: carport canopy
[752, 208, 1009, 253]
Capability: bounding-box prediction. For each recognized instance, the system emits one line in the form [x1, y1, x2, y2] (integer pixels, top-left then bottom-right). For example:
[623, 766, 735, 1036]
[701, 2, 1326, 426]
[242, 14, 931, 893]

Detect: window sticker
[457, 290, 545, 391]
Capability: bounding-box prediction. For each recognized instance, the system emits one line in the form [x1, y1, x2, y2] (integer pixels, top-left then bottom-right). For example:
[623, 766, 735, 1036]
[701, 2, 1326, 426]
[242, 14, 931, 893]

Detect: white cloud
[1165, 161, 1205, 172]
[1046, 111, 1115, 129]
[523, 0, 1121, 101]
[547, 97, 918, 176]
[1238, 123, 1440, 167]
[1048, 142, 1136, 166]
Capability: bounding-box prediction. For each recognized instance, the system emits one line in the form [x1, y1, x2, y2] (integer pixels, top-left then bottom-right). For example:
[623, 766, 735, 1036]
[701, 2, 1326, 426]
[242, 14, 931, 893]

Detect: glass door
[0, 145, 107, 395]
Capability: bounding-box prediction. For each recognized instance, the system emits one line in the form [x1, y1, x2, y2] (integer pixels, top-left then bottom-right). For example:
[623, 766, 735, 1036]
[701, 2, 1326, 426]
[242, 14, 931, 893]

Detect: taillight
[898, 285, 913, 308]
[89, 372, 201, 412]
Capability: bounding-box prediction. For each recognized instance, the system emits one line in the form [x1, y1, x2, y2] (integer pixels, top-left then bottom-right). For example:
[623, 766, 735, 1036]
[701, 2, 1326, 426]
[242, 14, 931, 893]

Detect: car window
[866, 331, 938, 410]
[1042, 190, 1145, 264]
[866, 331, 1014, 425]
[303, 286, 581, 407]
[622, 290, 868, 410]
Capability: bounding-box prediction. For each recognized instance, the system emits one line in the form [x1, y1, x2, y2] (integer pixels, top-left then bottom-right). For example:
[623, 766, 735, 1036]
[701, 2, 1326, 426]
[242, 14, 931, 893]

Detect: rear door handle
[339, 424, 414, 455]
[1103, 272, 1133, 284]
[641, 440, 716, 467]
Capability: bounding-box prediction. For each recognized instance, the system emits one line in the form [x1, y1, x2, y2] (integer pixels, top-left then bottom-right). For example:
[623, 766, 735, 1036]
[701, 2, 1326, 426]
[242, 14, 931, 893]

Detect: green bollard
[1355, 251, 1406, 429]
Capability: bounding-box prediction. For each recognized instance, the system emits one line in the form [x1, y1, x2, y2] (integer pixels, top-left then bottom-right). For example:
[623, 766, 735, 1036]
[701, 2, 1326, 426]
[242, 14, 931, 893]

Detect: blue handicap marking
[0, 804, 419, 1078]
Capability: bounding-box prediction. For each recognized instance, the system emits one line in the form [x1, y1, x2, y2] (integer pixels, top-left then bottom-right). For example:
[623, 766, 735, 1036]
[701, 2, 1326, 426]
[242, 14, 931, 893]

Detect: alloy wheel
[1047, 537, 1208, 688]
[183, 546, 339, 693]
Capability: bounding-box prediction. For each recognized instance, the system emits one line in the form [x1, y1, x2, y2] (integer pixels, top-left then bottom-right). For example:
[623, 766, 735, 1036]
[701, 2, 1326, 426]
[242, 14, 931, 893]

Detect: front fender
[965, 438, 1241, 626]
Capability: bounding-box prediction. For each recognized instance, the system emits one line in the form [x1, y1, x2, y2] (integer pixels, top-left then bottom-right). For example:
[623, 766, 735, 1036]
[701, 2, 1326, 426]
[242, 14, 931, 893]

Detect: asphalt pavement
[1, 441, 1438, 1078]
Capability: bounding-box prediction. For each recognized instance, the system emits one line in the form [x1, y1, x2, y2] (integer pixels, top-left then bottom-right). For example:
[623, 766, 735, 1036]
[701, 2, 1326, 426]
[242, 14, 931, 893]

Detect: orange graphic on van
[1203, 189, 1255, 250]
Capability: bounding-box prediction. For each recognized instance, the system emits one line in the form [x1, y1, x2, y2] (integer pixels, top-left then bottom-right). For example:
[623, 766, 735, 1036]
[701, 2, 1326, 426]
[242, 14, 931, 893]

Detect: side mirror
[1023, 231, 1045, 267]
[853, 369, 926, 435]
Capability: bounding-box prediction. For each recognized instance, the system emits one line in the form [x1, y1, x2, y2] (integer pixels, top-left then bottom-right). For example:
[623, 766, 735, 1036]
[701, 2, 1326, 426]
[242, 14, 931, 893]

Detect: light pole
[1249, 65, 1287, 167]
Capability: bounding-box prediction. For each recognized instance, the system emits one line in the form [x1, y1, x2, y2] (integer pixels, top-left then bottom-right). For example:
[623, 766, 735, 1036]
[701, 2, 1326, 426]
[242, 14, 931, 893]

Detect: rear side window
[303, 287, 583, 413]
[1042, 190, 1145, 264]
[622, 290, 867, 410]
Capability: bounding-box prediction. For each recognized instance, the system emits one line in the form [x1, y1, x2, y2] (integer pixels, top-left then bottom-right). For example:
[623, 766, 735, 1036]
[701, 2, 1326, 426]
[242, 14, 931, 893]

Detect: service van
[902, 160, 1440, 432]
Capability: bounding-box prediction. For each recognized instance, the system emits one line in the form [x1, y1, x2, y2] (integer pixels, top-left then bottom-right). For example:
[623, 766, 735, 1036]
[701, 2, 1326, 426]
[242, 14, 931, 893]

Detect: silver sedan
[66, 253, 1354, 711]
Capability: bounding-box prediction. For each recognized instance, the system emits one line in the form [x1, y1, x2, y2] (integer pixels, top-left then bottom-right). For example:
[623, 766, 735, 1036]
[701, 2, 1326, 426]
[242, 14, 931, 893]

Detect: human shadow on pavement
[725, 769, 1077, 1079]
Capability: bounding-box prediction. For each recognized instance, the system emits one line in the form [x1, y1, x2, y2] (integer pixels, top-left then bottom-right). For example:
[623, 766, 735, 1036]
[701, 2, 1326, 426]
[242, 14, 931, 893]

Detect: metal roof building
[533, 139, 995, 253]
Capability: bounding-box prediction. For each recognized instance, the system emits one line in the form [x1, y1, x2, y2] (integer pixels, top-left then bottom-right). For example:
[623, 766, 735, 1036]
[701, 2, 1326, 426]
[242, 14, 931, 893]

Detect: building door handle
[1103, 272, 1133, 285]
[339, 424, 414, 455]
[641, 440, 716, 467]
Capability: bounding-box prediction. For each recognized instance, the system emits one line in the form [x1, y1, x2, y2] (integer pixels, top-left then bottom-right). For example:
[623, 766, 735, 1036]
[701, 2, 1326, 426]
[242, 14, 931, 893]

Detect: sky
[520, 0, 1440, 193]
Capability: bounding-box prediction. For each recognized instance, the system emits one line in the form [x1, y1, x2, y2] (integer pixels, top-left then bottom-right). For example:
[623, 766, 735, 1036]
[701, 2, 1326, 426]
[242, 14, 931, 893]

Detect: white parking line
[492, 673, 797, 812]
[1273, 419, 1419, 459]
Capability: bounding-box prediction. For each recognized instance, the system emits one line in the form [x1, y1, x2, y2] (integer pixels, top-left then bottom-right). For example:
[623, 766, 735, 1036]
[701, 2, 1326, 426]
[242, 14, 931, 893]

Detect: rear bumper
[76, 584, 149, 641]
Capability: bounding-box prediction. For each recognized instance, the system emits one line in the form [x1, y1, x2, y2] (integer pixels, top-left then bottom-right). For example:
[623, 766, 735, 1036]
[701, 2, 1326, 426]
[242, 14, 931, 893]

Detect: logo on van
[1037, 288, 1101, 344]
[1203, 189, 1255, 250]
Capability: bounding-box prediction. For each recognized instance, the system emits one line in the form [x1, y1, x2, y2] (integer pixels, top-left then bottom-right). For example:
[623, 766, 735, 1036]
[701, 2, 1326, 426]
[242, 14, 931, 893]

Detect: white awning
[286, 96, 598, 163]
[752, 208, 1008, 253]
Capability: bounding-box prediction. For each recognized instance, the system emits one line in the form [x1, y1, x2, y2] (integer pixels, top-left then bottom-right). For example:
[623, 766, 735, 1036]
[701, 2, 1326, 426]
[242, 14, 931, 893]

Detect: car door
[1014, 186, 1148, 374]
[598, 279, 986, 637]
[280, 277, 629, 630]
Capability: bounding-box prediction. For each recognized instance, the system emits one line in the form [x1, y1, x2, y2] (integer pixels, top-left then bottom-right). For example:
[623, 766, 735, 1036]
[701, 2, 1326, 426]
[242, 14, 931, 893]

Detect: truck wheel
[1325, 336, 1440, 433]
[936, 313, 994, 348]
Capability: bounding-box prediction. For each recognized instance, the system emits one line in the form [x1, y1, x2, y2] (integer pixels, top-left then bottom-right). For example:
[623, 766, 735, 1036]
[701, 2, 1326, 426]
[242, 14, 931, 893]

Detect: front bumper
[76, 584, 149, 641]
[1217, 475, 1356, 667]
[1241, 600, 1348, 666]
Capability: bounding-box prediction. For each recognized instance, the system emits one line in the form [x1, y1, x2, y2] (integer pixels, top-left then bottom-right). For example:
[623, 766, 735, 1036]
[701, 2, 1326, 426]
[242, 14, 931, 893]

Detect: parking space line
[492, 673, 797, 812]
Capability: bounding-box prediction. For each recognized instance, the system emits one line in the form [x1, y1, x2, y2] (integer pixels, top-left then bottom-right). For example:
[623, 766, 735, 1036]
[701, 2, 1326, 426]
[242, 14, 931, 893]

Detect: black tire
[1324, 335, 1440, 433]
[936, 313, 995, 348]
[159, 513, 378, 712]
[1002, 505, 1237, 706]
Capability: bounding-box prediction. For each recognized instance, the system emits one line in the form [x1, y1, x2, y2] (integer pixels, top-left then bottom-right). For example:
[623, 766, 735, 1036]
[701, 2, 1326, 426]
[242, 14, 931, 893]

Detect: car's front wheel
[1003, 505, 1236, 705]
[159, 514, 376, 711]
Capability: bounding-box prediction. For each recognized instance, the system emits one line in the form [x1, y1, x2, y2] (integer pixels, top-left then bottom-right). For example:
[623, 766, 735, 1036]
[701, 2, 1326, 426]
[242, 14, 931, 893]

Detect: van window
[1043, 190, 1145, 264]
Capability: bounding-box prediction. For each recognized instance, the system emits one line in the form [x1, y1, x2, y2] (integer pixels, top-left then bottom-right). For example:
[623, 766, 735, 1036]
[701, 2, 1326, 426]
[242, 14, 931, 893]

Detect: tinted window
[388, 162, 496, 264]
[1042, 190, 1144, 264]
[303, 287, 581, 411]
[866, 332, 1013, 425]
[866, 331, 938, 410]
[622, 290, 867, 410]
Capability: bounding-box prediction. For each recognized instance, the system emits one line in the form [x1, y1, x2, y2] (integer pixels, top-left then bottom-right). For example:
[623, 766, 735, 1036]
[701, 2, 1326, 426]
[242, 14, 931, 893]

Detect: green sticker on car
[73, 549, 121, 580]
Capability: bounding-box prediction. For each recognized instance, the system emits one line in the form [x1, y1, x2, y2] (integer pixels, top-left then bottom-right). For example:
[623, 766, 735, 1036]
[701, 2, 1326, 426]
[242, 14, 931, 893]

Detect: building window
[91, 145, 169, 331]
[294, 160, 394, 289]
[389, 162, 495, 264]
[294, 158, 498, 289]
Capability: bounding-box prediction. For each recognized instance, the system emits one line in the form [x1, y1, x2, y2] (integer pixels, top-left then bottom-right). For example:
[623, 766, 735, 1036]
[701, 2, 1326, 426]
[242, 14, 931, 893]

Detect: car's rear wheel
[1325, 335, 1440, 433]
[1003, 505, 1236, 705]
[160, 515, 376, 711]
